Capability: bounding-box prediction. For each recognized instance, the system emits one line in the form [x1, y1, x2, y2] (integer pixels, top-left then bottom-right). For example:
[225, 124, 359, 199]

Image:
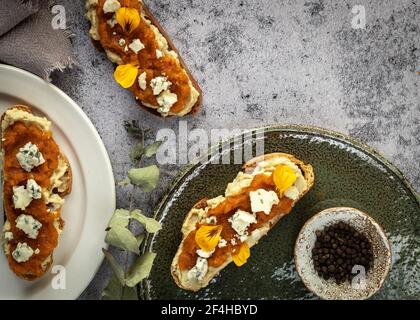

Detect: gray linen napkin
[0, 0, 75, 81]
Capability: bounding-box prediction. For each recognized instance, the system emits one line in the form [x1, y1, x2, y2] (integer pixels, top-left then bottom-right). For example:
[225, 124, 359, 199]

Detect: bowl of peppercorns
[294, 207, 392, 300]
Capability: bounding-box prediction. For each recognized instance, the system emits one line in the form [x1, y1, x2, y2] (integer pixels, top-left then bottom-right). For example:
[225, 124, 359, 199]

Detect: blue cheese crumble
[12, 242, 34, 263]
[15, 214, 42, 239]
[16, 142, 45, 172]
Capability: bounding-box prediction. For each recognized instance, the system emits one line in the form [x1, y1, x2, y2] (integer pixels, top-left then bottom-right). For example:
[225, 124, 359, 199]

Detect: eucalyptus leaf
[123, 120, 142, 135]
[102, 248, 125, 285]
[105, 226, 140, 254]
[102, 275, 123, 300]
[125, 252, 156, 287]
[144, 141, 162, 157]
[102, 276, 138, 300]
[108, 209, 130, 229]
[128, 165, 160, 192]
[121, 286, 138, 300]
[136, 233, 145, 246]
[129, 143, 145, 163]
[118, 178, 131, 186]
[131, 209, 161, 233]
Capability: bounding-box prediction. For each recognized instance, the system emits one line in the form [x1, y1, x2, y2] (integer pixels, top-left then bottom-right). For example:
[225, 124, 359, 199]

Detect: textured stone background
[50, 0, 419, 299]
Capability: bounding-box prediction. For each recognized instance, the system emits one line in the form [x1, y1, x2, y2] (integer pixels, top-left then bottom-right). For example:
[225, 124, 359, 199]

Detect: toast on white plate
[171, 153, 314, 291]
[1, 105, 72, 280]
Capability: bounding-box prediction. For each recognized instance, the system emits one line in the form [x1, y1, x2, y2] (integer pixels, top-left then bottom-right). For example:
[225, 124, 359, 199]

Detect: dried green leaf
[108, 209, 130, 229]
[102, 276, 138, 300]
[105, 226, 140, 254]
[102, 248, 125, 285]
[128, 165, 160, 192]
[102, 275, 123, 300]
[121, 286, 138, 300]
[125, 252, 156, 287]
[129, 143, 145, 163]
[136, 233, 145, 246]
[130, 210, 161, 233]
[123, 120, 142, 135]
[118, 178, 131, 186]
[144, 141, 162, 157]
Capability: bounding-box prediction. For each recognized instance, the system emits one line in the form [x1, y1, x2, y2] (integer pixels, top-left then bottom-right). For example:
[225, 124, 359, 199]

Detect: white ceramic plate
[0, 64, 115, 300]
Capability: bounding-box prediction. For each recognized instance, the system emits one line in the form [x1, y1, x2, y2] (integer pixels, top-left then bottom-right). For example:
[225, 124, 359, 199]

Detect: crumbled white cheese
[157, 90, 177, 115]
[118, 38, 126, 46]
[45, 194, 65, 213]
[12, 242, 34, 263]
[128, 39, 145, 53]
[284, 186, 299, 200]
[124, 45, 128, 52]
[204, 216, 217, 224]
[16, 142, 45, 172]
[249, 189, 279, 215]
[150, 76, 172, 96]
[231, 238, 237, 246]
[107, 15, 118, 28]
[218, 238, 227, 248]
[27, 179, 42, 199]
[12, 179, 41, 210]
[103, 0, 120, 13]
[228, 209, 256, 239]
[294, 175, 308, 194]
[207, 195, 225, 209]
[12, 186, 32, 210]
[4, 232, 13, 241]
[196, 248, 214, 258]
[187, 257, 208, 281]
[156, 49, 163, 58]
[225, 172, 254, 197]
[34, 248, 40, 254]
[15, 214, 42, 239]
[138, 72, 147, 90]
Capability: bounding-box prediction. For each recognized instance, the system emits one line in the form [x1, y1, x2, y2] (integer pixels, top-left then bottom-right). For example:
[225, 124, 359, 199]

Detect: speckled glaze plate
[141, 125, 419, 300]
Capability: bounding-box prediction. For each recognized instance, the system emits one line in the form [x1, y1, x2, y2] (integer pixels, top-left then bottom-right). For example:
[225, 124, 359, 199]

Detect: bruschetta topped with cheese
[171, 153, 314, 291]
[1, 105, 72, 280]
[86, 0, 201, 117]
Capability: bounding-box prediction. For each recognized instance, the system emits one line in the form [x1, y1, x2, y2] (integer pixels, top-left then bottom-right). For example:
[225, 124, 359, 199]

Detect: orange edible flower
[272, 165, 296, 197]
[116, 7, 140, 34]
[232, 242, 250, 267]
[114, 64, 138, 88]
[195, 225, 223, 252]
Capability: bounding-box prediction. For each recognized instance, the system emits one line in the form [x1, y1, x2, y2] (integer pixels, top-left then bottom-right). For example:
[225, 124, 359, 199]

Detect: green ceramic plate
[141, 125, 419, 300]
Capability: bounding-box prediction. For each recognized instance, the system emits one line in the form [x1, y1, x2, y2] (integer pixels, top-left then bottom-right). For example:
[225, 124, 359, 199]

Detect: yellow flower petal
[195, 225, 223, 252]
[272, 165, 297, 197]
[232, 242, 250, 267]
[114, 64, 138, 88]
[116, 7, 140, 34]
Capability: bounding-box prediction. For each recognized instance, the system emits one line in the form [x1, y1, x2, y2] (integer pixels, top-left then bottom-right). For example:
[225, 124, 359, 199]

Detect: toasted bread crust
[171, 153, 314, 291]
[1, 105, 72, 281]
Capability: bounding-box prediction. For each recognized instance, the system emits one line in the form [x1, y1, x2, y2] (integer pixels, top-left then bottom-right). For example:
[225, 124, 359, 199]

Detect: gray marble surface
[50, 0, 418, 299]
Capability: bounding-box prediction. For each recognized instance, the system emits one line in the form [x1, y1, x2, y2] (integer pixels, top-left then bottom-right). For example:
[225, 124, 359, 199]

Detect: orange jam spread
[3, 121, 61, 277]
[178, 173, 294, 271]
[96, 0, 192, 113]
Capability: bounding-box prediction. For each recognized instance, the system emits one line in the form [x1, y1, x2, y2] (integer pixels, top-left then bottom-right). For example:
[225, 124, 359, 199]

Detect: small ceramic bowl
[294, 207, 392, 300]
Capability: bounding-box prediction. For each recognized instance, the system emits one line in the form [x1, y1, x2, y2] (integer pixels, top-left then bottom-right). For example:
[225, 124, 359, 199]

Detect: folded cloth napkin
[0, 0, 75, 81]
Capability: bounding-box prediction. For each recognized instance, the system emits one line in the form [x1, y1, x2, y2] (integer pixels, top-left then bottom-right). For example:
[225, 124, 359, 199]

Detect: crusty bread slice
[85, 0, 202, 117]
[171, 153, 314, 291]
[1, 105, 72, 281]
